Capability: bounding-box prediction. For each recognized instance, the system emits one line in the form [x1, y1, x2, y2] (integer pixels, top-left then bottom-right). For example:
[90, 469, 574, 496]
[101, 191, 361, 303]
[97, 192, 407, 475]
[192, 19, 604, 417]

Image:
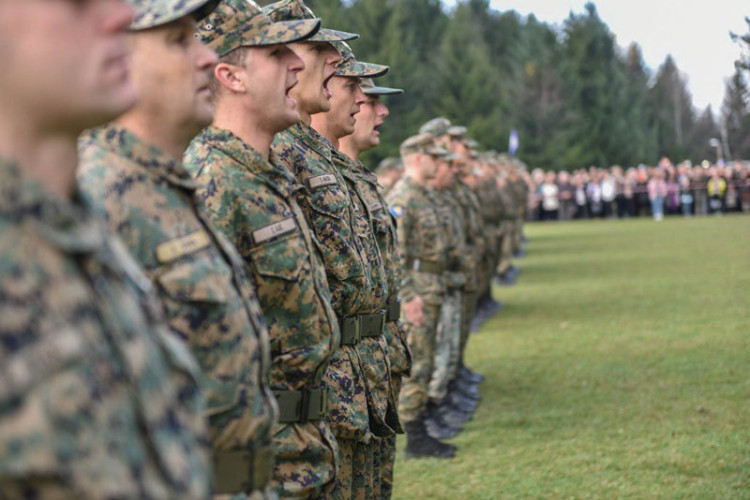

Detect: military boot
[404, 416, 457, 459]
[448, 387, 479, 413]
[424, 402, 462, 440]
[436, 397, 473, 427]
[460, 365, 485, 384]
[452, 377, 481, 401]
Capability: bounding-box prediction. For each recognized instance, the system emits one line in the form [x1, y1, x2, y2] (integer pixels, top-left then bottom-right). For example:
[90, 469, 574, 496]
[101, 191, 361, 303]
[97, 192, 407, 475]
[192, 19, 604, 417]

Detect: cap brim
[308, 27, 359, 42]
[336, 61, 389, 78]
[256, 18, 321, 45]
[131, 0, 220, 30]
[363, 85, 404, 96]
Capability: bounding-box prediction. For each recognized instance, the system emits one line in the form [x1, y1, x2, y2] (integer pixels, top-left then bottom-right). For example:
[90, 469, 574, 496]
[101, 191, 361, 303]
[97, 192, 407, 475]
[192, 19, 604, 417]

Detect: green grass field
[393, 214, 750, 499]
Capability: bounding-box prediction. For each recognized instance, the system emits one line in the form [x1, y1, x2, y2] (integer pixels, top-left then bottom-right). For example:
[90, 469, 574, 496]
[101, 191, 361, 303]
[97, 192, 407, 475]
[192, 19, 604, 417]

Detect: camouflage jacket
[331, 150, 397, 435]
[433, 187, 468, 290]
[271, 122, 373, 442]
[184, 127, 340, 496]
[386, 176, 447, 306]
[451, 181, 483, 293]
[352, 161, 411, 377]
[0, 160, 210, 498]
[77, 125, 277, 455]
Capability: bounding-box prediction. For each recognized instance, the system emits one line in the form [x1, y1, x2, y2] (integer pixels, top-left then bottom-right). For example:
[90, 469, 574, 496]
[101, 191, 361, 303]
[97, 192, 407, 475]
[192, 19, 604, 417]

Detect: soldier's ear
[214, 62, 247, 94]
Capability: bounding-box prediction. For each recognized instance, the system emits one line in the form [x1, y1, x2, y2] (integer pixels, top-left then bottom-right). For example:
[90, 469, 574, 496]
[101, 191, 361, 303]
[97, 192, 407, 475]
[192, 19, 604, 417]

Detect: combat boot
[452, 377, 481, 401]
[404, 416, 457, 459]
[424, 402, 462, 439]
[460, 365, 485, 384]
[448, 388, 478, 412]
[436, 397, 473, 427]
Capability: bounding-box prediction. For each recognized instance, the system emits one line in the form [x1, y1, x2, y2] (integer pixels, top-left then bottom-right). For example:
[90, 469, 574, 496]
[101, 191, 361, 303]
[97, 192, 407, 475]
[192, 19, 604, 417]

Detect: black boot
[448, 387, 479, 412]
[424, 402, 463, 439]
[460, 365, 485, 384]
[404, 415, 457, 459]
[452, 377, 481, 401]
[436, 397, 473, 426]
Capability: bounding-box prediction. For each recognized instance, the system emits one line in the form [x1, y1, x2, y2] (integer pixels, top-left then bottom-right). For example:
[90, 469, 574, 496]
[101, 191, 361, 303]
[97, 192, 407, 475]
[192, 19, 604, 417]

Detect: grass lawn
[392, 214, 750, 499]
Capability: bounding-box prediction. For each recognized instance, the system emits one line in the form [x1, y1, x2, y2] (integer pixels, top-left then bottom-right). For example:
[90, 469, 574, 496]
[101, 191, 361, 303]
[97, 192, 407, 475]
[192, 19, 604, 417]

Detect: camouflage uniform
[496, 179, 516, 275]
[0, 160, 210, 498]
[428, 187, 465, 403]
[185, 127, 340, 498]
[272, 122, 384, 499]
[386, 176, 447, 423]
[509, 172, 529, 253]
[77, 126, 277, 497]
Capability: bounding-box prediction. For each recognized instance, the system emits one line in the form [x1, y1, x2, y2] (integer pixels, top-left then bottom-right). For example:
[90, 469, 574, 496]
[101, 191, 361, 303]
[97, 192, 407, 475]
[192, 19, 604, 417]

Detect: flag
[509, 129, 519, 157]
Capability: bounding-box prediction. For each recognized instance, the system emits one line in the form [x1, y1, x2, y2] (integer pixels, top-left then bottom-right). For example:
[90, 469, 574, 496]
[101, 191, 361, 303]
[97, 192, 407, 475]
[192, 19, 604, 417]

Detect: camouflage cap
[419, 117, 452, 137]
[374, 156, 404, 174]
[197, 0, 320, 56]
[360, 78, 404, 96]
[466, 138, 480, 149]
[263, 0, 358, 42]
[129, 0, 221, 31]
[333, 42, 389, 78]
[400, 133, 450, 157]
[447, 125, 467, 140]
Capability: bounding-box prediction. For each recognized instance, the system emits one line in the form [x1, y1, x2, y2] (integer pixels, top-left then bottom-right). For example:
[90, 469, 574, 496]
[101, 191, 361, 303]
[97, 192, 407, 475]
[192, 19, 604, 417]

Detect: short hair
[209, 46, 250, 101]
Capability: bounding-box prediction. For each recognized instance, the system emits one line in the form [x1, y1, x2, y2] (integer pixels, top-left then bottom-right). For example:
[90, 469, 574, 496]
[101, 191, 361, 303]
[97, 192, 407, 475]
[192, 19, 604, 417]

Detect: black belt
[407, 258, 445, 274]
[274, 386, 328, 423]
[213, 447, 273, 495]
[340, 311, 385, 346]
[386, 297, 401, 322]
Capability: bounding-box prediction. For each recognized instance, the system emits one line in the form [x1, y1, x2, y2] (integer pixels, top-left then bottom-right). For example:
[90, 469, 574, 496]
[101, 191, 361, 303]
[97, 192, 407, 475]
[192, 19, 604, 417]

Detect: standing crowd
[528, 161, 750, 221]
[0, 0, 529, 498]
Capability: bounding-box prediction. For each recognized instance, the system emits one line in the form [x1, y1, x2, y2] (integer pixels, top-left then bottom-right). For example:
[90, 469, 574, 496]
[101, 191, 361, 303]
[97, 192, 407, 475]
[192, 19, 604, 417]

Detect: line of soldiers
[0, 0, 526, 498]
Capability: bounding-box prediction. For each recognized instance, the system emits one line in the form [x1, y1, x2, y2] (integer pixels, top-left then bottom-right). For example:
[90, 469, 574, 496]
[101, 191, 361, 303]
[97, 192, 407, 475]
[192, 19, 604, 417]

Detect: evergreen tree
[721, 68, 750, 160]
[651, 55, 695, 162]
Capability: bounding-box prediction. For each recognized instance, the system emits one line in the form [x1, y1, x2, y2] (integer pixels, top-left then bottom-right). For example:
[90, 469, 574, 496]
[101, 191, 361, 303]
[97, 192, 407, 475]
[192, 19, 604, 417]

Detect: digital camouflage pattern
[263, 0, 358, 43]
[332, 41, 389, 78]
[196, 0, 320, 57]
[386, 176, 448, 422]
[184, 126, 339, 498]
[77, 125, 277, 494]
[331, 149, 396, 437]
[272, 122, 371, 445]
[0, 160, 210, 498]
[129, 0, 218, 30]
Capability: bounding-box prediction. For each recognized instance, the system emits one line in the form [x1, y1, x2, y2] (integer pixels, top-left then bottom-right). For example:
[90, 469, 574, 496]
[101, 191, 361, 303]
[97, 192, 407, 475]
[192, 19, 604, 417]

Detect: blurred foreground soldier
[185, 1, 342, 496]
[265, 1, 392, 498]
[0, 0, 211, 496]
[386, 134, 457, 459]
[77, 1, 279, 496]
[374, 157, 404, 196]
[508, 162, 529, 256]
[340, 77, 409, 498]
[309, 41, 397, 498]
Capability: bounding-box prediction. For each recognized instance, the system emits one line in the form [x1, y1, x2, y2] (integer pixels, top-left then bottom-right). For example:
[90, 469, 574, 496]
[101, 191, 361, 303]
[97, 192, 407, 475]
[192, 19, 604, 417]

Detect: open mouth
[286, 79, 298, 105]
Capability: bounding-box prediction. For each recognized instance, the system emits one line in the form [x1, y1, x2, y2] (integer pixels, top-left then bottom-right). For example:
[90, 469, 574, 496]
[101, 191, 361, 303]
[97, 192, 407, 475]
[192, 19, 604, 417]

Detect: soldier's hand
[403, 295, 425, 327]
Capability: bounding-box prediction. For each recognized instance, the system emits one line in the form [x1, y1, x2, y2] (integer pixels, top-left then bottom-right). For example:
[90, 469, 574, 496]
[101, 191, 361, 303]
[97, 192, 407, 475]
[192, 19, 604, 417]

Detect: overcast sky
[443, 0, 748, 114]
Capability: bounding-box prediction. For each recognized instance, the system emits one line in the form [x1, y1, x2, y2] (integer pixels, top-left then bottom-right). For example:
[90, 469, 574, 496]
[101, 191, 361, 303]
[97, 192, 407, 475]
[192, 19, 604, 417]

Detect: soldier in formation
[0, 0, 529, 497]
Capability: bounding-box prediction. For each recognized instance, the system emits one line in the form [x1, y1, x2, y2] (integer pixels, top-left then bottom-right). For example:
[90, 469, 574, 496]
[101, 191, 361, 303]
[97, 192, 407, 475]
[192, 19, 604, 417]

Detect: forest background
[259, 0, 750, 170]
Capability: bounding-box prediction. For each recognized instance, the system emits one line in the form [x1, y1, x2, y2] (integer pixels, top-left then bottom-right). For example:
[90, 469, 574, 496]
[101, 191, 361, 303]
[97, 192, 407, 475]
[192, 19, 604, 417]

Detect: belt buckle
[341, 315, 361, 345]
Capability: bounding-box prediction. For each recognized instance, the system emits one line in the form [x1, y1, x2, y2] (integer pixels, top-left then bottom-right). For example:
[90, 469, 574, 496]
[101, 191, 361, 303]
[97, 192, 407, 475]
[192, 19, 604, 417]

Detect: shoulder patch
[389, 205, 405, 218]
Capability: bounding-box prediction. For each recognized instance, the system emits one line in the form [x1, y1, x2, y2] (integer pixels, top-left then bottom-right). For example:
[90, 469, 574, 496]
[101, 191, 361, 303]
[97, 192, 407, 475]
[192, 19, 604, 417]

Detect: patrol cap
[447, 125, 467, 140]
[263, 0, 359, 42]
[466, 138, 480, 149]
[419, 117, 452, 137]
[374, 156, 403, 175]
[197, 0, 320, 56]
[333, 42, 389, 78]
[360, 78, 404, 96]
[400, 133, 450, 157]
[130, 0, 221, 31]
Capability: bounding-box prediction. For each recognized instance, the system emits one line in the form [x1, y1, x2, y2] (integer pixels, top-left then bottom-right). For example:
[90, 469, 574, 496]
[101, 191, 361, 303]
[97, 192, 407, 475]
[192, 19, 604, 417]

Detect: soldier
[0, 0, 210, 496]
[76, 1, 278, 496]
[508, 161, 530, 257]
[374, 157, 405, 197]
[264, 1, 390, 497]
[184, 1, 341, 496]
[386, 133, 457, 459]
[339, 77, 409, 499]
[307, 41, 398, 498]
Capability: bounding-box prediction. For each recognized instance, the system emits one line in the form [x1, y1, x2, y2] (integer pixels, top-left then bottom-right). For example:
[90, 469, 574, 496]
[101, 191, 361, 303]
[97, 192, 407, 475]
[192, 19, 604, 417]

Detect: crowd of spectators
[526, 159, 750, 221]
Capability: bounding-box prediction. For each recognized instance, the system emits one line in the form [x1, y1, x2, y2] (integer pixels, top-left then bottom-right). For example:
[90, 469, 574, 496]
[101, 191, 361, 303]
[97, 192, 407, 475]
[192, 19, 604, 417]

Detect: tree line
[277, 0, 750, 170]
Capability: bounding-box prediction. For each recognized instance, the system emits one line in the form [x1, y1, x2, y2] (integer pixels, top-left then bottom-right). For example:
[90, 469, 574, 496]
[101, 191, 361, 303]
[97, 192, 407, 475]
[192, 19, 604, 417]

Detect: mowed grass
[393, 214, 750, 499]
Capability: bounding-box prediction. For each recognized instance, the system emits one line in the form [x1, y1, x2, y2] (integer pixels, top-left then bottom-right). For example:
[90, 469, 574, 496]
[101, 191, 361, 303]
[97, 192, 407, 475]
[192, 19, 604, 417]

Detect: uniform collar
[288, 121, 334, 162]
[84, 124, 197, 189]
[0, 159, 106, 254]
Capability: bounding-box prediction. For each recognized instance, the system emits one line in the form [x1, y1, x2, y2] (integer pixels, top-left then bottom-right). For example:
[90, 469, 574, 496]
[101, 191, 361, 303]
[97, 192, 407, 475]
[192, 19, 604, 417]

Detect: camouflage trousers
[428, 290, 462, 401]
[331, 438, 371, 500]
[459, 291, 478, 371]
[270, 422, 337, 498]
[496, 221, 514, 274]
[512, 217, 524, 252]
[398, 303, 442, 422]
[379, 374, 402, 499]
